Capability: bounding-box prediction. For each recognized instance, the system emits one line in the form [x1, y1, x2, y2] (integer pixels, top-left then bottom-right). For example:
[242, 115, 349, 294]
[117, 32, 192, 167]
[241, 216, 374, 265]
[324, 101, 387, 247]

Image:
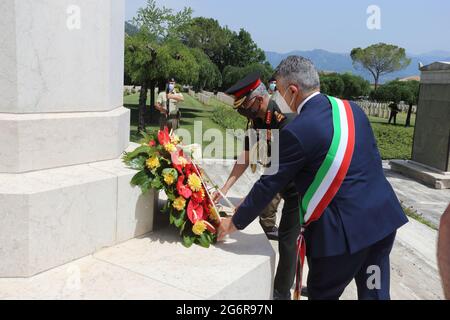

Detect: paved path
[383, 161, 449, 229]
[200, 159, 445, 300]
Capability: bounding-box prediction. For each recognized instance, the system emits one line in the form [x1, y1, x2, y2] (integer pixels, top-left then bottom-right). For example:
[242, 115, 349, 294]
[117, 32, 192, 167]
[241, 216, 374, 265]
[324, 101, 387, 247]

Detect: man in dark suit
[218, 56, 409, 300]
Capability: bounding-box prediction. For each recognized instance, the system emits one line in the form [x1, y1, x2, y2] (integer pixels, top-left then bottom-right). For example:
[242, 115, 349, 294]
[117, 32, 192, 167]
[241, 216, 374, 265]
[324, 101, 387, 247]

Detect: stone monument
[390, 61, 450, 189]
[0, 0, 155, 278]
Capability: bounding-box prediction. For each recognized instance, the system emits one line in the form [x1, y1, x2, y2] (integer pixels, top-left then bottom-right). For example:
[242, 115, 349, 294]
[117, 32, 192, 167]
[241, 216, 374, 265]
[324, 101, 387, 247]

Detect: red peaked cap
[225, 72, 262, 108]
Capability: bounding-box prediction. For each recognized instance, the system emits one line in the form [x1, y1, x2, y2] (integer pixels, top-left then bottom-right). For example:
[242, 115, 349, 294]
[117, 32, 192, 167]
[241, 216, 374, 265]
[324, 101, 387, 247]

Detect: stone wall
[0, 0, 155, 278]
[412, 62, 450, 172]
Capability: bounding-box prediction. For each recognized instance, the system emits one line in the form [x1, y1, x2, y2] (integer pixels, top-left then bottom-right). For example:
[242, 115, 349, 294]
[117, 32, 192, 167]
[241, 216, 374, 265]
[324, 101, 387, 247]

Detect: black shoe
[263, 226, 279, 241]
[301, 287, 309, 298]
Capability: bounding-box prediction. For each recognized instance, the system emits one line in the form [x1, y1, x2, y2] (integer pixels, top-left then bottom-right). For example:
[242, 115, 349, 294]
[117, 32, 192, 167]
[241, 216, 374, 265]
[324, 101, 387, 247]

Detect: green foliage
[190, 48, 222, 91]
[320, 73, 370, 99]
[224, 29, 266, 68]
[351, 43, 411, 89]
[371, 80, 420, 104]
[132, 0, 192, 41]
[371, 122, 414, 160]
[211, 100, 248, 131]
[320, 73, 345, 97]
[340, 73, 371, 99]
[181, 17, 233, 71]
[222, 62, 274, 90]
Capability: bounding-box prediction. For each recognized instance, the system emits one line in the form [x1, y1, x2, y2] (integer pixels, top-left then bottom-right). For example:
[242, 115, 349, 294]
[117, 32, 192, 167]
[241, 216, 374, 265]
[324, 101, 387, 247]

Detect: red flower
[177, 176, 192, 199]
[192, 189, 205, 203]
[158, 127, 171, 146]
[149, 140, 156, 147]
[187, 200, 204, 224]
[204, 221, 217, 234]
[171, 149, 191, 174]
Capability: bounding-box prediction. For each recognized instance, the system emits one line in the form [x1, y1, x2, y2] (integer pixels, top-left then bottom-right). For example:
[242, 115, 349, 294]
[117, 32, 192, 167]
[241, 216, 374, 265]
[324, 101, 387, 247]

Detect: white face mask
[271, 90, 295, 114]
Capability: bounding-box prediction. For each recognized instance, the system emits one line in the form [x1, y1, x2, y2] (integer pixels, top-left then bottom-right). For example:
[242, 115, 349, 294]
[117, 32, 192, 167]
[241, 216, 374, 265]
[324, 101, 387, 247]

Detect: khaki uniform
[157, 90, 183, 130]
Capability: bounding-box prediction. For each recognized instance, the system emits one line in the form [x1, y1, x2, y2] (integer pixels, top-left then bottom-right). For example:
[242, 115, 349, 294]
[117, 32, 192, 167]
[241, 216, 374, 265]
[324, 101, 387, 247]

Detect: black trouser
[273, 182, 301, 300]
[307, 232, 396, 300]
[388, 112, 397, 125]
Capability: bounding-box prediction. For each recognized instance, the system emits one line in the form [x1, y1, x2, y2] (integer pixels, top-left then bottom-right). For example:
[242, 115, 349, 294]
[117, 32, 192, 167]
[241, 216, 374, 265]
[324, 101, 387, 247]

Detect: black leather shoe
[263, 226, 279, 241]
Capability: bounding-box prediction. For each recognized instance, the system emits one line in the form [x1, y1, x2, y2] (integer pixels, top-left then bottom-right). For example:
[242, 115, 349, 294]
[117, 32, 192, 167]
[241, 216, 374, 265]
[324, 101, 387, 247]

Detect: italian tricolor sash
[293, 96, 356, 300]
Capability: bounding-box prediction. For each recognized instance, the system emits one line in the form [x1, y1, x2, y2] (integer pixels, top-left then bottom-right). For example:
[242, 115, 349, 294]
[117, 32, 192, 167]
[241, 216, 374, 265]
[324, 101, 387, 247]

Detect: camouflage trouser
[259, 194, 282, 229]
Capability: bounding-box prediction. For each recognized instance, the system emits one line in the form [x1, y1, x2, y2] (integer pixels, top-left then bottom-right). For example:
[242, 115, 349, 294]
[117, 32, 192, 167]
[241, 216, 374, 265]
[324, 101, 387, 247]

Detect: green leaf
[126, 145, 154, 160]
[179, 221, 187, 235]
[150, 176, 162, 189]
[130, 170, 149, 186]
[198, 233, 211, 248]
[129, 156, 147, 170]
[182, 235, 195, 248]
[173, 210, 186, 228]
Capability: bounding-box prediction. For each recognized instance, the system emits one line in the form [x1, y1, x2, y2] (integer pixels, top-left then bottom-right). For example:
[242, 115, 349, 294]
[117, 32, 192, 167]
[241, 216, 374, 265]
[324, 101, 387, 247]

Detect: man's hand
[217, 217, 238, 242]
[212, 187, 227, 203]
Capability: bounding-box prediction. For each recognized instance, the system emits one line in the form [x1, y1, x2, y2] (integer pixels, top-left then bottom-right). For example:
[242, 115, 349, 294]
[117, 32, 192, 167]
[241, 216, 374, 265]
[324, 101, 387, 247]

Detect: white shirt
[297, 91, 321, 115]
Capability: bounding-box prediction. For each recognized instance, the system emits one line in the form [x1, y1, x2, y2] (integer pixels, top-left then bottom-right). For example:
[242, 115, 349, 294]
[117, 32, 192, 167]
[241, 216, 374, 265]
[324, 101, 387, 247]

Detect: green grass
[124, 93, 244, 159]
[403, 205, 438, 230]
[368, 114, 415, 160]
[124, 93, 415, 161]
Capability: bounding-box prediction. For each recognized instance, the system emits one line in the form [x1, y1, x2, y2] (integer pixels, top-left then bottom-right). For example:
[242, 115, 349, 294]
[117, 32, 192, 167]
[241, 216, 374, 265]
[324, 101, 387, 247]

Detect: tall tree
[181, 17, 232, 72]
[190, 48, 222, 91]
[225, 29, 266, 68]
[351, 43, 411, 90]
[127, 0, 193, 132]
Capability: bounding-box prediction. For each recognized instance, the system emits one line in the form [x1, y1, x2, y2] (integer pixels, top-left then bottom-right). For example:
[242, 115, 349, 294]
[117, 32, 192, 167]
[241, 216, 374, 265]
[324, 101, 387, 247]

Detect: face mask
[237, 98, 261, 120]
[168, 84, 175, 92]
[271, 91, 294, 114]
[269, 83, 277, 92]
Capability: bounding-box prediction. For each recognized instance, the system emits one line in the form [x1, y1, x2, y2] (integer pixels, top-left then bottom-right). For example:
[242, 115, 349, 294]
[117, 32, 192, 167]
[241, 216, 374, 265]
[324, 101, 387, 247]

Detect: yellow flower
[209, 205, 220, 223]
[146, 156, 160, 170]
[192, 220, 206, 236]
[164, 143, 176, 153]
[171, 135, 181, 145]
[173, 197, 186, 211]
[188, 173, 202, 192]
[163, 171, 176, 186]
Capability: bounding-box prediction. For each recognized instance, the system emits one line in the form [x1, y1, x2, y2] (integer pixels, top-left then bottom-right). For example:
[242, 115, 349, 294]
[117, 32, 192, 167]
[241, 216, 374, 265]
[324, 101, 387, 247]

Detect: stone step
[0, 220, 275, 300]
[0, 144, 155, 278]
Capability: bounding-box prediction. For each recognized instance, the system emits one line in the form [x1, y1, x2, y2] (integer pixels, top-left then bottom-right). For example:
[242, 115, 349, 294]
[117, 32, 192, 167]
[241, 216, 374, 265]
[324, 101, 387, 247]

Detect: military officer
[212, 72, 301, 300]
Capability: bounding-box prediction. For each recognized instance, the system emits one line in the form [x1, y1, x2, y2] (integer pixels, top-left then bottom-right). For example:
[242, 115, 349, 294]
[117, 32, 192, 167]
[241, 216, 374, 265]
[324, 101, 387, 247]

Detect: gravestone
[390, 61, 450, 189]
[0, 0, 156, 277]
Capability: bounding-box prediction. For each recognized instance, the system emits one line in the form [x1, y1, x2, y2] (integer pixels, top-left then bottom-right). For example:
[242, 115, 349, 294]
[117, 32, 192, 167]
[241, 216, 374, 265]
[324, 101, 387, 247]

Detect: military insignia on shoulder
[274, 111, 286, 123]
[265, 111, 272, 125]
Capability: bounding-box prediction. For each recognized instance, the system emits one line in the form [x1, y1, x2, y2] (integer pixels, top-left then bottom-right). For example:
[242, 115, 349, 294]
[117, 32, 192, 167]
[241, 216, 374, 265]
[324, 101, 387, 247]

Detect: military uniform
[226, 73, 301, 300]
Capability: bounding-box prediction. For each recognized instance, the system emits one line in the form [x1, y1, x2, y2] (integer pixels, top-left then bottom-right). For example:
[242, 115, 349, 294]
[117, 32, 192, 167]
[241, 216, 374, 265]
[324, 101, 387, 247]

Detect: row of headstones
[355, 100, 417, 119]
[188, 90, 235, 106]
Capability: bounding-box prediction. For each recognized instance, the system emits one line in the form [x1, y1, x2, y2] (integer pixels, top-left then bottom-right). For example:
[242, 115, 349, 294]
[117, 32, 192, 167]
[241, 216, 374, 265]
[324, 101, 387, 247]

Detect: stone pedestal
[391, 61, 450, 189]
[0, 0, 155, 277]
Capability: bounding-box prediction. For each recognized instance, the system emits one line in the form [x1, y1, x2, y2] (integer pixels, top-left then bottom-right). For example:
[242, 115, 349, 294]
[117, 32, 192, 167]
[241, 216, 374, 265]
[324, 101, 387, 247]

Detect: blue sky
[125, 0, 450, 55]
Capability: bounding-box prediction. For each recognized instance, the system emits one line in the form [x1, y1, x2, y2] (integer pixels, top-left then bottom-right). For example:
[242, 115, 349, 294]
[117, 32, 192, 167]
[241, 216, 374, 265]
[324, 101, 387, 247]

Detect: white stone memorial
[0, 0, 275, 300]
[0, 0, 156, 278]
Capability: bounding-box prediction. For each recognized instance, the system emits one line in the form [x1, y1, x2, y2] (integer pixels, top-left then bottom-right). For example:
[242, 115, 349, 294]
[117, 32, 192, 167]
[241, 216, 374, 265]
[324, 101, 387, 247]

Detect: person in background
[268, 78, 278, 96]
[388, 100, 401, 125]
[438, 204, 450, 299]
[155, 78, 184, 130]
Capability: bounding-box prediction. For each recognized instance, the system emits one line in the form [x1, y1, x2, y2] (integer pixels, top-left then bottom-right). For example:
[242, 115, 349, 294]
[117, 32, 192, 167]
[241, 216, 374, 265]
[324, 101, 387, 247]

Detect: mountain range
[265, 49, 450, 83]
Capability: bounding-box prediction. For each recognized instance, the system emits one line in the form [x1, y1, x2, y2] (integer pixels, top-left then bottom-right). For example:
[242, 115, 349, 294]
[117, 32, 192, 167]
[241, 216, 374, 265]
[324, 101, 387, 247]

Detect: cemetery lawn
[124, 93, 244, 159]
[125, 93, 414, 160]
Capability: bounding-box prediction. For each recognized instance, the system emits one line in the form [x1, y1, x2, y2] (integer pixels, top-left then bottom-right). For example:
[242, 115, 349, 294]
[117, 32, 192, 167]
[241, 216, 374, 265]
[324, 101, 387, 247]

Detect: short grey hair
[248, 82, 269, 99]
[274, 56, 320, 93]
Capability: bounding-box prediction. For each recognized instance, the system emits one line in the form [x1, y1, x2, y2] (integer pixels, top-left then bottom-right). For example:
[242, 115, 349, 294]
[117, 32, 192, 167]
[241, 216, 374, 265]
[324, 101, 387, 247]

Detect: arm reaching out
[212, 151, 249, 203]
